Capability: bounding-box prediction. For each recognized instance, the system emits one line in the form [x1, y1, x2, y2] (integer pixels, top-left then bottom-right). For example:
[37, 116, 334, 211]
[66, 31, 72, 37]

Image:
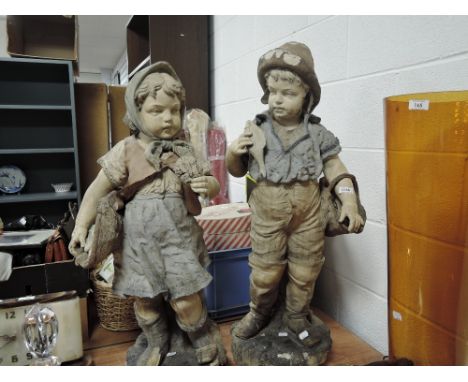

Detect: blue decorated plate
[0, 165, 27, 194]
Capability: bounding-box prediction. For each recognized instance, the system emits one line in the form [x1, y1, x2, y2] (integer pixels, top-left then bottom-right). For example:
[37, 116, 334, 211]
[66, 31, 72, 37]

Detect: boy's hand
[226, 121, 256, 178]
[229, 123, 254, 156]
[339, 202, 364, 233]
[190, 176, 220, 199]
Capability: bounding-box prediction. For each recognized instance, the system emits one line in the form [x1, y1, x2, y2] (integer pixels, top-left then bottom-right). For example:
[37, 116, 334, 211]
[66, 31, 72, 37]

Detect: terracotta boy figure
[227, 42, 364, 347]
[69, 62, 225, 366]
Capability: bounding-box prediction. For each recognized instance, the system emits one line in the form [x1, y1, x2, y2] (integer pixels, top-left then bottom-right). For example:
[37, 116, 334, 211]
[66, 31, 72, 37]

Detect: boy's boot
[233, 261, 285, 339]
[284, 259, 324, 347]
[134, 298, 169, 366]
[232, 308, 269, 340]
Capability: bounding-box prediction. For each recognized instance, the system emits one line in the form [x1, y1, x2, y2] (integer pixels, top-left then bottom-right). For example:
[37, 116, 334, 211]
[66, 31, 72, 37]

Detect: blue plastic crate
[203, 247, 251, 319]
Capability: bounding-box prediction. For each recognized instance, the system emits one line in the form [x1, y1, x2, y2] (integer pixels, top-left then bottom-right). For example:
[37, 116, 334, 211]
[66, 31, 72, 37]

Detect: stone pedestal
[232, 304, 332, 366]
[127, 315, 226, 366]
[126, 326, 197, 365]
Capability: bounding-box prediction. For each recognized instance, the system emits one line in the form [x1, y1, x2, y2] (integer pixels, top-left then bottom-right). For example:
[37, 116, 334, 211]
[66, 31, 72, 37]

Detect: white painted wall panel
[294, 16, 349, 83]
[213, 16, 256, 69]
[338, 149, 387, 225]
[253, 16, 309, 50]
[316, 73, 398, 150]
[333, 274, 389, 352]
[323, 221, 388, 298]
[348, 16, 468, 77]
[394, 55, 468, 95]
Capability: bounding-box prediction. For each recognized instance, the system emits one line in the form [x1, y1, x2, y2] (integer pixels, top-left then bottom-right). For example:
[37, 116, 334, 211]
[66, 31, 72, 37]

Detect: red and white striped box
[196, 203, 251, 252]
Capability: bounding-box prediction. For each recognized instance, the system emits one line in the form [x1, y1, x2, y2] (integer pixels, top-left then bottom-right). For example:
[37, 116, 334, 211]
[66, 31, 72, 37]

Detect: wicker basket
[91, 271, 139, 331]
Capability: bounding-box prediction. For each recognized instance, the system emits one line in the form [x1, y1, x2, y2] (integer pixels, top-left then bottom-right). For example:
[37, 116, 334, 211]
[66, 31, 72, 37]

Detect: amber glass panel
[386, 91, 468, 365]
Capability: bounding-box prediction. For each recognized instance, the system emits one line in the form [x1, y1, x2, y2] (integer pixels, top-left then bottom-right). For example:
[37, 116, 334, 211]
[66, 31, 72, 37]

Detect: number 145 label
[409, 99, 430, 111]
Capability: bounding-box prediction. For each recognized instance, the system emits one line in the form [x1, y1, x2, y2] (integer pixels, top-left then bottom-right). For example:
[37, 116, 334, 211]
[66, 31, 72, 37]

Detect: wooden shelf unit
[0, 191, 78, 204]
[0, 57, 81, 225]
[0, 148, 75, 155]
[0, 105, 73, 110]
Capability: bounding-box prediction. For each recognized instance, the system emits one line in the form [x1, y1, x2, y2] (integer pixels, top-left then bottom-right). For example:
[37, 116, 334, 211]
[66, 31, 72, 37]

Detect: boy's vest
[248, 113, 341, 184]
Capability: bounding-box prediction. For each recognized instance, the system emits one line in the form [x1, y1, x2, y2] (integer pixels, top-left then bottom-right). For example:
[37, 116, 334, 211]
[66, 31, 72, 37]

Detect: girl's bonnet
[123, 61, 186, 136]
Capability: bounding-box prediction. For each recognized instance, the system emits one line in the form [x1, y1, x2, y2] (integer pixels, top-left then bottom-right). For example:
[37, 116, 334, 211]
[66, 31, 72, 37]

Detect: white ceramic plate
[0, 165, 27, 194]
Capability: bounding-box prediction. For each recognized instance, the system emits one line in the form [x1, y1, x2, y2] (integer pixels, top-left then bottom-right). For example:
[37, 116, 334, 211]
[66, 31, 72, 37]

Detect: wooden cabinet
[126, 16, 210, 113]
[0, 58, 81, 225]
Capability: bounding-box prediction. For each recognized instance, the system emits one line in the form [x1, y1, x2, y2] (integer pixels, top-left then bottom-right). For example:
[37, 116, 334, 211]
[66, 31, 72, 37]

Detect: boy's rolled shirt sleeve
[97, 140, 128, 188]
[318, 125, 341, 161]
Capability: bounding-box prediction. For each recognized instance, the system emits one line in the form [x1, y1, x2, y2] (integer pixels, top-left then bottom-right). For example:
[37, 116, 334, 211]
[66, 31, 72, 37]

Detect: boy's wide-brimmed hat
[258, 41, 321, 113]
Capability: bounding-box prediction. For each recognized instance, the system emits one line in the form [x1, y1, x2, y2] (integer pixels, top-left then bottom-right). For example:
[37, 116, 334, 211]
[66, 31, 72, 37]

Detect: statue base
[127, 316, 226, 366]
[232, 305, 332, 366]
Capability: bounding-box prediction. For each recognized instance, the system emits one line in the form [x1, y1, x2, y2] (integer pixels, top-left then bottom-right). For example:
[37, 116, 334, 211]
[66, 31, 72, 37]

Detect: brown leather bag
[59, 202, 78, 243]
[319, 173, 366, 237]
[45, 203, 78, 263]
[45, 230, 70, 263]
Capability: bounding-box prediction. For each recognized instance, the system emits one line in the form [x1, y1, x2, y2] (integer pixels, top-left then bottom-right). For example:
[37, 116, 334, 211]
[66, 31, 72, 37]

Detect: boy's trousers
[248, 180, 325, 321]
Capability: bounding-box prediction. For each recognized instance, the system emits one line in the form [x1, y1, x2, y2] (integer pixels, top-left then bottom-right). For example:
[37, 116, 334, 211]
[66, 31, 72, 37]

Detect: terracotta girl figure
[69, 62, 225, 366]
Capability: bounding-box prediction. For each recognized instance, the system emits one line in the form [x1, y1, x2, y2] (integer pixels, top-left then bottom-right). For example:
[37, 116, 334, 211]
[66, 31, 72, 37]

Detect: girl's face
[267, 75, 307, 125]
[138, 90, 181, 140]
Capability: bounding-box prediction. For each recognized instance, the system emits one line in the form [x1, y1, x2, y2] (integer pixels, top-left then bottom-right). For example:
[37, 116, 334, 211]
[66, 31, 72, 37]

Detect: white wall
[210, 15, 468, 354]
[0, 16, 8, 57]
[112, 50, 129, 85]
[75, 72, 103, 83]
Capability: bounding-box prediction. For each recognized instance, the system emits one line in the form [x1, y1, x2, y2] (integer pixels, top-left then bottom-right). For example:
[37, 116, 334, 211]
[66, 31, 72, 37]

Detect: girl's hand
[68, 225, 89, 257]
[190, 176, 220, 199]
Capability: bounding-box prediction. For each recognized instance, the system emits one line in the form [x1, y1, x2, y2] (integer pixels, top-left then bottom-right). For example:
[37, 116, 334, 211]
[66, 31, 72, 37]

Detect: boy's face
[267, 75, 307, 125]
[138, 90, 181, 139]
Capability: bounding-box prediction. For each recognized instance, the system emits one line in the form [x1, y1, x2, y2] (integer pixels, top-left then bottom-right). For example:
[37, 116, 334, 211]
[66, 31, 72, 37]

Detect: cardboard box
[0, 260, 89, 300]
[108, 85, 130, 146]
[0, 230, 89, 300]
[74, 83, 110, 193]
[196, 203, 251, 252]
[7, 16, 79, 75]
[74, 83, 128, 194]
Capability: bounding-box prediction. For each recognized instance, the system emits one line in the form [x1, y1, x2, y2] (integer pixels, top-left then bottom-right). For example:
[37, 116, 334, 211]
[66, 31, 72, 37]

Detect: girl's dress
[97, 135, 212, 300]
